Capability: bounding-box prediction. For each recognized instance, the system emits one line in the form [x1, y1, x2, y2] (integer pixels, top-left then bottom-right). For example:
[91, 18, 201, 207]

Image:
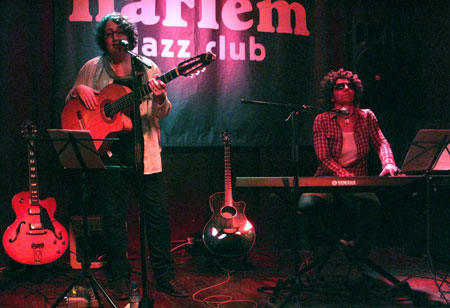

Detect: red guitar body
[61, 84, 133, 154]
[2, 120, 68, 265]
[61, 52, 216, 154]
[3, 192, 68, 265]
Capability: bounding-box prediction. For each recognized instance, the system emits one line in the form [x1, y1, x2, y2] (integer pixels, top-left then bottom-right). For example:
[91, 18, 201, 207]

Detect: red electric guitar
[202, 131, 256, 257]
[61, 52, 215, 154]
[2, 121, 68, 265]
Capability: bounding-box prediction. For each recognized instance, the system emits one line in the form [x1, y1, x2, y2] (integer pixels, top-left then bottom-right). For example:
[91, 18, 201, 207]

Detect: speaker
[69, 215, 105, 269]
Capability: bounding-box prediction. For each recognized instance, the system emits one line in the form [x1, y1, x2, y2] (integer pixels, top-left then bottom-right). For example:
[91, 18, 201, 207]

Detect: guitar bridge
[223, 228, 238, 234]
[76, 111, 86, 130]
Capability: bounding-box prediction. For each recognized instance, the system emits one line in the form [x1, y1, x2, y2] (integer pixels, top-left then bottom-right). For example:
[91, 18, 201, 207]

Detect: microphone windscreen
[340, 108, 349, 115]
[118, 40, 129, 48]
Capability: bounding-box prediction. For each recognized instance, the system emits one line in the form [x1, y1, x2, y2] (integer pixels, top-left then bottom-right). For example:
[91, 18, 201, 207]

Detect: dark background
[1, 0, 449, 267]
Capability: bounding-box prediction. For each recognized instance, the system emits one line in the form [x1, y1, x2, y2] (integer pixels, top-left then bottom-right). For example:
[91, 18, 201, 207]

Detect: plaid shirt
[313, 108, 395, 177]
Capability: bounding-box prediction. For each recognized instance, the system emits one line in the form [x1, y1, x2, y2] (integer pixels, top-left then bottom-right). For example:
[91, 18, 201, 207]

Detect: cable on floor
[192, 260, 257, 308]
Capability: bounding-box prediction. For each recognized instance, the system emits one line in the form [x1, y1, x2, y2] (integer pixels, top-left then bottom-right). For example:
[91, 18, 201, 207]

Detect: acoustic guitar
[202, 131, 255, 257]
[2, 121, 68, 265]
[61, 52, 215, 154]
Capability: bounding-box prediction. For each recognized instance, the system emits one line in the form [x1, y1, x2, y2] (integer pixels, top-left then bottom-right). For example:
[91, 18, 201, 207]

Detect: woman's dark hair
[319, 68, 363, 108]
[95, 13, 138, 53]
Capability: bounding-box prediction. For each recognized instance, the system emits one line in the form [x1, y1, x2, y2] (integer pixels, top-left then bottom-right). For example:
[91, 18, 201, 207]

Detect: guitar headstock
[222, 130, 231, 146]
[21, 120, 37, 140]
[178, 52, 216, 77]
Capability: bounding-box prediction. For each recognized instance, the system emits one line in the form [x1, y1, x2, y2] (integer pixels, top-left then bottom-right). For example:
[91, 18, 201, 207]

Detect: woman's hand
[379, 163, 402, 176]
[148, 78, 167, 105]
[73, 85, 99, 110]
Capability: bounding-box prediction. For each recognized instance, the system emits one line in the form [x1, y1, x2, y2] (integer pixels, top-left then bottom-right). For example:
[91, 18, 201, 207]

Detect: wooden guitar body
[3, 192, 68, 265]
[61, 52, 215, 154]
[202, 131, 255, 257]
[203, 192, 255, 257]
[61, 84, 133, 154]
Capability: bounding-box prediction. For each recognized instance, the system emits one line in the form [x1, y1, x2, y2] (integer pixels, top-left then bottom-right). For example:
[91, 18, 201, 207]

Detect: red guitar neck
[28, 140, 40, 208]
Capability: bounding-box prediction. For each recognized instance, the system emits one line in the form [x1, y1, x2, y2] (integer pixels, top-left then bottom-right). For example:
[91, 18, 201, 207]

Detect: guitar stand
[47, 130, 118, 308]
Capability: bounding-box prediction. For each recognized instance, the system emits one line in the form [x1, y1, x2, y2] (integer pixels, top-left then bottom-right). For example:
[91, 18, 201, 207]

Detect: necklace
[342, 112, 354, 125]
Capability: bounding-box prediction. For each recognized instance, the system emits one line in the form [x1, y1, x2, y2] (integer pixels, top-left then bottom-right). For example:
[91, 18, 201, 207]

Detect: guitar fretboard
[224, 142, 233, 205]
[104, 67, 180, 118]
[28, 140, 40, 207]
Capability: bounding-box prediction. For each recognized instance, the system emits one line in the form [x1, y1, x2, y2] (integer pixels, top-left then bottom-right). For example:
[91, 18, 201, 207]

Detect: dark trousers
[298, 192, 380, 256]
[94, 168, 175, 284]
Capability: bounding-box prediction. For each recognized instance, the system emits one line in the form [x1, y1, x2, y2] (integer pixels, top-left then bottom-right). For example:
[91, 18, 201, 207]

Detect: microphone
[118, 40, 130, 49]
[241, 99, 305, 110]
[300, 105, 350, 115]
[335, 108, 350, 116]
[118, 40, 152, 69]
[241, 99, 261, 104]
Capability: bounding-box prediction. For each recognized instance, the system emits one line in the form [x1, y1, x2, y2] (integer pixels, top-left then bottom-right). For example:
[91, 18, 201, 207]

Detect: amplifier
[69, 215, 105, 269]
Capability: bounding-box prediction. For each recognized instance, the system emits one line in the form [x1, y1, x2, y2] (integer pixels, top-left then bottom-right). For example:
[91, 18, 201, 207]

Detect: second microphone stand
[240, 99, 310, 305]
[241, 99, 358, 306]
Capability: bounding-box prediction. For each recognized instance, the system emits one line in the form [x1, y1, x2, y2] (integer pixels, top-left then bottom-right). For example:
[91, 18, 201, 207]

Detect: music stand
[400, 129, 450, 174]
[47, 129, 118, 308]
[400, 129, 450, 304]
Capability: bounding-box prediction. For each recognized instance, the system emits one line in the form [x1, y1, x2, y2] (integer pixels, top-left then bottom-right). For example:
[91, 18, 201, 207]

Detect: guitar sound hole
[221, 206, 236, 218]
[104, 103, 113, 118]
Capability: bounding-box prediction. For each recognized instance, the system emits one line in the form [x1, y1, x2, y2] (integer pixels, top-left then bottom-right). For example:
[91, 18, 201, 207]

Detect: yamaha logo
[332, 180, 357, 186]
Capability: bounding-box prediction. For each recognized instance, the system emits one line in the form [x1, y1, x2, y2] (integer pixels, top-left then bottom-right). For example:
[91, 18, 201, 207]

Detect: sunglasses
[334, 82, 354, 90]
[104, 29, 126, 38]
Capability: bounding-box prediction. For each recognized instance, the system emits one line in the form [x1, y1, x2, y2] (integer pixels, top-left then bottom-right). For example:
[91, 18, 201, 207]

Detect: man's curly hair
[95, 13, 138, 54]
[319, 68, 363, 108]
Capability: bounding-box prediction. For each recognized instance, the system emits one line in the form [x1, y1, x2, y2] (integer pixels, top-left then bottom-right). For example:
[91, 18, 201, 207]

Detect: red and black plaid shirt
[313, 108, 395, 177]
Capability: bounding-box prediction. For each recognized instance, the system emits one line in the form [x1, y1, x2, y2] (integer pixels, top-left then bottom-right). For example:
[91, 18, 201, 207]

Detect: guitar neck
[224, 143, 233, 205]
[108, 67, 181, 117]
[28, 140, 40, 206]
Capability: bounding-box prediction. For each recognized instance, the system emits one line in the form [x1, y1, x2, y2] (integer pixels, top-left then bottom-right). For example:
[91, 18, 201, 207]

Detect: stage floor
[1, 245, 449, 307]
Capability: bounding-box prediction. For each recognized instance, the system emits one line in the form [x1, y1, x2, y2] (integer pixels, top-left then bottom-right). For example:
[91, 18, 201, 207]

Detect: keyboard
[235, 176, 425, 192]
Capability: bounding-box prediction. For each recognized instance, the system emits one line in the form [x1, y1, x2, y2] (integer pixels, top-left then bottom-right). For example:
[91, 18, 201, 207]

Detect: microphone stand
[240, 99, 349, 306]
[240, 99, 349, 116]
[129, 51, 153, 308]
[240, 98, 308, 305]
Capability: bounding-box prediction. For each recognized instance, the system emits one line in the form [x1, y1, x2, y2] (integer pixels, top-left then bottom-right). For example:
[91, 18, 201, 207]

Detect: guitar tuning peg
[201, 67, 206, 72]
